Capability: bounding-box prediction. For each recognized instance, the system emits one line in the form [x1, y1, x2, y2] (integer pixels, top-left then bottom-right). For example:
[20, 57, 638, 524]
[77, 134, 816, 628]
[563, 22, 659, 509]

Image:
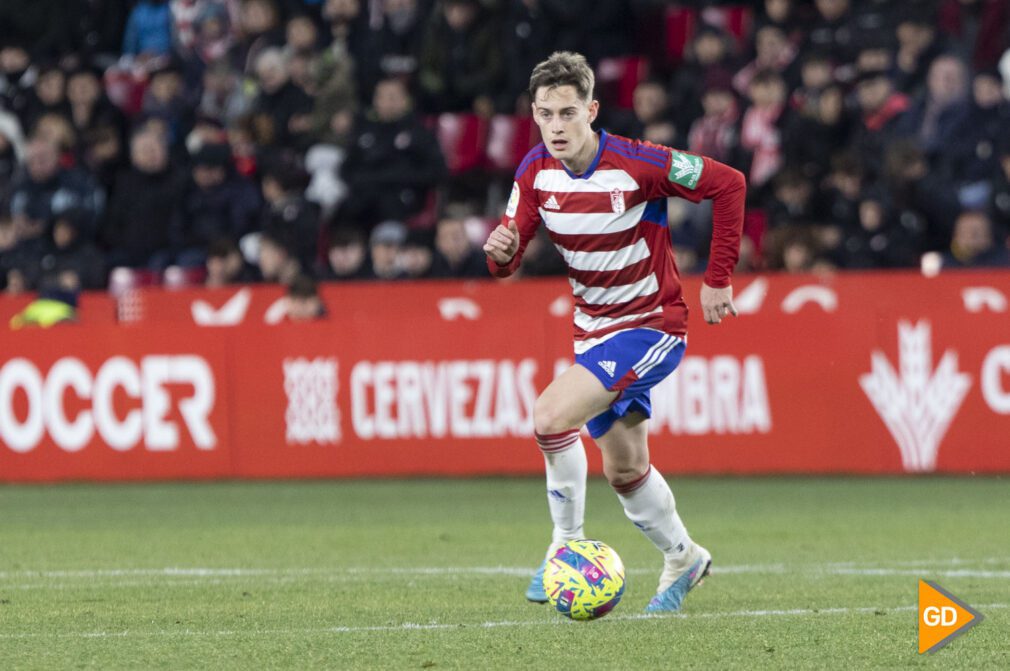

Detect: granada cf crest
[610, 188, 625, 214]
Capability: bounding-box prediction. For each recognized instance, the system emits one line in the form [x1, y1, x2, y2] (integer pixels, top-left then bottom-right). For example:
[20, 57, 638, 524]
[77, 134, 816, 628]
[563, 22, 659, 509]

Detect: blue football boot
[645, 543, 711, 613]
[525, 559, 549, 603]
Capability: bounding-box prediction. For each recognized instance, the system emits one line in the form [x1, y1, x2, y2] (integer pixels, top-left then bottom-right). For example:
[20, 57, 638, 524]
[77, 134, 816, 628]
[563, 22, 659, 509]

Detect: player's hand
[483, 220, 520, 265]
[700, 282, 738, 325]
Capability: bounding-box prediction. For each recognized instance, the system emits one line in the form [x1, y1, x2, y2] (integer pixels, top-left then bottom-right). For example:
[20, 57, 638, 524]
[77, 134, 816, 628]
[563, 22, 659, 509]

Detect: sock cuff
[611, 466, 652, 495]
[535, 429, 580, 453]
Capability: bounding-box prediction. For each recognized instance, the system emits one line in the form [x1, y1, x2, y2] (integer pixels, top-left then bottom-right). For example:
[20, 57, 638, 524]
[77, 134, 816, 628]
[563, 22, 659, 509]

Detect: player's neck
[562, 132, 600, 175]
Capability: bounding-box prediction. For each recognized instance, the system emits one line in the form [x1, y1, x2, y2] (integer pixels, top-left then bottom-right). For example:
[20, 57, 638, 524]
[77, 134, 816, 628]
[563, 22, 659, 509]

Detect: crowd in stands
[1, 0, 1010, 300]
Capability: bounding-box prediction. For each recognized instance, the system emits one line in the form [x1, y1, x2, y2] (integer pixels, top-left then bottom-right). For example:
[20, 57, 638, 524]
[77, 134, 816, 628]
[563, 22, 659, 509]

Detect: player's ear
[587, 100, 599, 124]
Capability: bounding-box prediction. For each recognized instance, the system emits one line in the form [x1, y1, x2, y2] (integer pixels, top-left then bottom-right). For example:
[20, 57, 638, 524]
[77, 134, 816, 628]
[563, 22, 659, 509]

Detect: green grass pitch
[1, 477, 1007, 669]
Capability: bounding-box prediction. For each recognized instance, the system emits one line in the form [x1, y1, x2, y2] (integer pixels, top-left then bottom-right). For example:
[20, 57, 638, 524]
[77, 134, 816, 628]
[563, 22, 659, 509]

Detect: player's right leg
[525, 364, 617, 602]
[594, 414, 710, 612]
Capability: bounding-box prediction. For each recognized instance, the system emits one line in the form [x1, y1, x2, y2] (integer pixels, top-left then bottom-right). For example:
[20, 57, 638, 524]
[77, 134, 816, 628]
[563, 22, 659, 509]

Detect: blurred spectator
[805, 0, 857, 66]
[101, 128, 184, 268]
[66, 66, 127, 152]
[173, 142, 261, 266]
[739, 69, 789, 192]
[256, 228, 303, 284]
[260, 157, 319, 268]
[233, 0, 286, 73]
[205, 237, 259, 287]
[687, 69, 739, 165]
[941, 210, 1010, 268]
[894, 12, 944, 95]
[764, 225, 825, 273]
[783, 83, 848, 180]
[321, 225, 370, 280]
[199, 60, 252, 126]
[0, 211, 45, 293]
[765, 169, 815, 228]
[417, 0, 501, 115]
[80, 124, 127, 196]
[950, 68, 1010, 184]
[285, 273, 326, 321]
[669, 24, 736, 133]
[608, 79, 677, 147]
[21, 62, 70, 133]
[249, 47, 314, 149]
[39, 209, 106, 290]
[9, 137, 103, 242]
[761, 0, 803, 39]
[820, 151, 863, 229]
[790, 51, 834, 116]
[835, 189, 919, 269]
[895, 54, 971, 167]
[733, 24, 797, 98]
[400, 228, 435, 279]
[851, 69, 910, 179]
[883, 139, 960, 252]
[187, 1, 236, 65]
[226, 116, 260, 177]
[430, 216, 487, 278]
[368, 219, 407, 280]
[340, 77, 446, 224]
[142, 59, 195, 147]
[122, 0, 174, 58]
[308, 29, 358, 145]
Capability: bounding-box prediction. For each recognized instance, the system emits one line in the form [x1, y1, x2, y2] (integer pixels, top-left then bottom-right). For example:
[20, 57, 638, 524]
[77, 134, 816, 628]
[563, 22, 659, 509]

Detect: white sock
[536, 429, 587, 555]
[614, 465, 690, 559]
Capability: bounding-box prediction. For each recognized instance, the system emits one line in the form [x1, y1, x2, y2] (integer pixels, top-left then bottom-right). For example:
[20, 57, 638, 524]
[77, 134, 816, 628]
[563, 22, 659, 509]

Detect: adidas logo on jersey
[543, 195, 560, 210]
[598, 360, 617, 377]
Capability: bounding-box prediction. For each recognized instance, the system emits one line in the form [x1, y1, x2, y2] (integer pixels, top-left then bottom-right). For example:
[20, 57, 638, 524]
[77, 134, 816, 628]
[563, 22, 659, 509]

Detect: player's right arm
[484, 170, 541, 277]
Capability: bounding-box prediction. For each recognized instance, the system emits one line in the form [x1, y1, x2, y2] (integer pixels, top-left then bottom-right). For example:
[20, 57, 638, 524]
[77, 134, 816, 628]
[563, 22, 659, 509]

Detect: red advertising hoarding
[1, 271, 1008, 481]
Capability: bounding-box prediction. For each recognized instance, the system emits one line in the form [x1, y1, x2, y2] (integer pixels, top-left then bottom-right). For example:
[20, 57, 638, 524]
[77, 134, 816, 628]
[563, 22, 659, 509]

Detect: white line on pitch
[2, 561, 1010, 584]
[0, 603, 1006, 640]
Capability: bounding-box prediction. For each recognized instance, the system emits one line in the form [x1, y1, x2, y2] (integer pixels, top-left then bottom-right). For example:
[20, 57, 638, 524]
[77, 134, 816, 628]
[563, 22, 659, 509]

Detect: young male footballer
[484, 52, 745, 612]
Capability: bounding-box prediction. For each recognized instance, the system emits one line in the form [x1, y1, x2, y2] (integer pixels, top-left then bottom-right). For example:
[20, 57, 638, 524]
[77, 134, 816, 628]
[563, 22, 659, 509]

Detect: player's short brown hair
[529, 51, 595, 102]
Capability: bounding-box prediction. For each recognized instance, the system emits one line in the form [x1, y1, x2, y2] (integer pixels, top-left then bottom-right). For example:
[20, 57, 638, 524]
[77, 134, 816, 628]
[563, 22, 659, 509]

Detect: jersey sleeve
[636, 142, 747, 289]
[487, 165, 542, 278]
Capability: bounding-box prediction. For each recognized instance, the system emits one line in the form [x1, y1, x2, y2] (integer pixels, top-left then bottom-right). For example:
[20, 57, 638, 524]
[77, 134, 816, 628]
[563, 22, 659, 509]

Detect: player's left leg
[595, 415, 711, 612]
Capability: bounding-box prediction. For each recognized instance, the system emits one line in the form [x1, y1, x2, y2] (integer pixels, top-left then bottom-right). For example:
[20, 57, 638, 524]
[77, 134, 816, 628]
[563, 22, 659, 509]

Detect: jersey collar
[562, 130, 608, 180]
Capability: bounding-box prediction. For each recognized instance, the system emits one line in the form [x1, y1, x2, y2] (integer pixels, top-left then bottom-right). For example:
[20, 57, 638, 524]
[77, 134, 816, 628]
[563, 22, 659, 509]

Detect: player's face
[532, 85, 599, 171]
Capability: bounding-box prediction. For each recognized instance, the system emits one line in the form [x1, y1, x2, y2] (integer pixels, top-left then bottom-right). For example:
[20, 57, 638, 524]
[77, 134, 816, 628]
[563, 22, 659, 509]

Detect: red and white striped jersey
[489, 130, 746, 353]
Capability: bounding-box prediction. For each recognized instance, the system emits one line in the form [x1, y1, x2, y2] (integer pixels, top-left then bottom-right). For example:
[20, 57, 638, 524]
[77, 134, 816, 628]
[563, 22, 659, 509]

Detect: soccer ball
[542, 539, 625, 620]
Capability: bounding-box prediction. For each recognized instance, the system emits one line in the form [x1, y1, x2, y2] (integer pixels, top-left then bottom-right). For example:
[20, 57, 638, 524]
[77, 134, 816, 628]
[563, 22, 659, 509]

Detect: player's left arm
[639, 143, 747, 325]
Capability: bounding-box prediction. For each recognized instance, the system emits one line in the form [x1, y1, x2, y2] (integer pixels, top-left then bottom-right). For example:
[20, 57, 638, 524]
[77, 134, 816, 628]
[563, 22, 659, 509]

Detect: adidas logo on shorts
[598, 360, 617, 377]
[543, 195, 560, 210]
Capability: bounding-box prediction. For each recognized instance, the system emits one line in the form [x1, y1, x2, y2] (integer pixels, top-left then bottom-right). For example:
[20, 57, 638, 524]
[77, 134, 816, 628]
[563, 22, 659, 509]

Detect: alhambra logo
[859, 321, 972, 472]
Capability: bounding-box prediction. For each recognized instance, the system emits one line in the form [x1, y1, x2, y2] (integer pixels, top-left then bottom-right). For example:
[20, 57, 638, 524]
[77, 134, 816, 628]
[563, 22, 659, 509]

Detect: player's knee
[533, 396, 576, 436]
[604, 463, 650, 491]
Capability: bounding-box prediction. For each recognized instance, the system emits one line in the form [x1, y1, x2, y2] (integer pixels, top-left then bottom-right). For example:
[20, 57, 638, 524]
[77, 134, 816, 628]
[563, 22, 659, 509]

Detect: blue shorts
[576, 328, 686, 439]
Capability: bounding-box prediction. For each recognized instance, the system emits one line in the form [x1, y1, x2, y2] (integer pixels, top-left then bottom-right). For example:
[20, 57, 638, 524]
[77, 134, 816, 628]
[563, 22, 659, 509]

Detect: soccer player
[484, 52, 745, 612]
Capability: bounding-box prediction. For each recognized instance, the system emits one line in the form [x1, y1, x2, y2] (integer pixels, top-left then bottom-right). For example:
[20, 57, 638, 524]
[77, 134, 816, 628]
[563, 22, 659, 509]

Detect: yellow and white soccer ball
[542, 539, 626, 620]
